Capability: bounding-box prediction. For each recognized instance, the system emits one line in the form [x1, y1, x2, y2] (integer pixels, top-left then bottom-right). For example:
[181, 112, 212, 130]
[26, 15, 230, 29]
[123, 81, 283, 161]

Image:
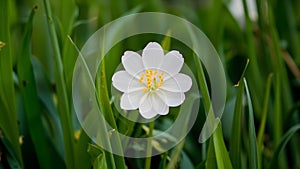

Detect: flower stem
[145, 120, 154, 169]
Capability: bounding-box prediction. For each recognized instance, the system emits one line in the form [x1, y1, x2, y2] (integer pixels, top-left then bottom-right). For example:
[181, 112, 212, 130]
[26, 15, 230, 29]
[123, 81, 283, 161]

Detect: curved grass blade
[97, 38, 126, 169]
[68, 35, 125, 169]
[1, 134, 22, 169]
[68, 36, 116, 169]
[268, 125, 300, 169]
[192, 51, 232, 169]
[167, 93, 200, 169]
[244, 78, 258, 169]
[206, 138, 217, 169]
[229, 60, 249, 169]
[74, 130, 91, 169]
[257, 73, 273, 169]
[242, 0, 263, 115]
[87, 144, 108, 169]
[213, 126, 233, 169]
[0, 0, 23, 166]
[17, 6, 60, 169]
[229, 76, 244, 169]
[42, 0, 75, 168]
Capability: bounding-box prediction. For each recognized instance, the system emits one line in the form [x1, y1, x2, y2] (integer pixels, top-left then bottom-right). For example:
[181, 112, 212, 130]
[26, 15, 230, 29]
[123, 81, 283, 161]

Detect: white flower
[112, 42, 192, 119]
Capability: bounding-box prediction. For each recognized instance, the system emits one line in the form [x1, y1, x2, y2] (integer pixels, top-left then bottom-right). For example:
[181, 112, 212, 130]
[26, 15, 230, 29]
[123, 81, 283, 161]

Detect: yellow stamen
[140, 69, 165, 92]
[139, 74, 145, 82]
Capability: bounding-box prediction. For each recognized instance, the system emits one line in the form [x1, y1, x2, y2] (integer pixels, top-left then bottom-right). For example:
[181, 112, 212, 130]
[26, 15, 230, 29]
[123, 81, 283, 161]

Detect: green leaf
[0, 0, 23, 166]
[74, 130, 91, 169]
[16, 6, 60, 169]
[268, 125, 300, 169]
[87, 144, 108, 169]
[1, 135, 22, 169]
[242, 0, 263, 116]
[229, 81, 244, 169]
[180, 151, 194, 169]
[257, 73, 273, 169]
[93, 153, 107, 169]
[244, 78, 258, 169]
[96, 39, 126, 169]
[213, 126, 233, 169]
[195, 160, 206, 169]
[161, 30, 171, 51]
[166, 93, 199, 169]
[31, 57, 65, 159]
[42, 0, 75, 168]
[206, 138, 217, 169]
[192, 44, 232, 169]
[229, 59, 249, 169]
[192, 42, 232, 169]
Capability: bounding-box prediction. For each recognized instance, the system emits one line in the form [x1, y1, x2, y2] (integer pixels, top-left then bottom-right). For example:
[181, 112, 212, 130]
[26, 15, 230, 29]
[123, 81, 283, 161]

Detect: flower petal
[140, 107, 158, 119]
[139, 94, 152, 115]
[157, 90, 185, 107]
[112, 71, 144, 92]
[120, 93, 135, 110]
[122, 51, 144, 77]
[160, 50, 184, 76]
[120, 91, 145, 110]
[151, 93, 169, 115]
[160, 73, 192, 92]
[142, 42, 164, 69]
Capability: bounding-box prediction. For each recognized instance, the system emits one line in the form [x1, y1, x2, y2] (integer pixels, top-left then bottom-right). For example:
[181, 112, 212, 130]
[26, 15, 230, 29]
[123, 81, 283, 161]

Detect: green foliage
[0, 0, 23, 167]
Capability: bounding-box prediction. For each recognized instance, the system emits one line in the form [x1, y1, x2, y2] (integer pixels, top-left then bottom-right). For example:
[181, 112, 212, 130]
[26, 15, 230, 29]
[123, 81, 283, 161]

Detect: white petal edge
[142, 42, 164, 69]
[121, 51, 144, 77]
[159, 50, 184, 76]
[160, 73, 192, 92]
[140, 107, 158, 119]
[112, 71, 144, 93]
[120, 91, 145, 110]
[157, 90, 186, 107]
[151, 93, 169, 115]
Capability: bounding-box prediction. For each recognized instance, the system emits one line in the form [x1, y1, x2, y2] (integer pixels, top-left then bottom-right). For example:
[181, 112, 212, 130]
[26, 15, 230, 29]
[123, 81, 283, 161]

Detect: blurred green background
[1, 0, 300, 168]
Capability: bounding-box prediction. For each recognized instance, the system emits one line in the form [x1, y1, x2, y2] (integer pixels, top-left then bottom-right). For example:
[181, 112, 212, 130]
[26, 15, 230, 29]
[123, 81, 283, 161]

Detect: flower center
[139, 69, 165, 92]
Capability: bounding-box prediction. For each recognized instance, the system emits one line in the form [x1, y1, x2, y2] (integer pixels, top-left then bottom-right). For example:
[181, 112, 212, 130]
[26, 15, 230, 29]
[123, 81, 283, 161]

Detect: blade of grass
[87, 144, 108, 169]
[167, 93, 200, 169]
[229, 59, 249, 169]
[244, 78, 258, 169]
[158, 152, 168, 169]
[55, 0, 78, 42]
[257, 73, 273, 169]
[74, 130, 91, 169]
[0, 0, 23, 166]
[206, 138, 217, 169]
[213, 126, 233, 169]
[266, 0, 292, 120]
[31, 57, 65, 159]
[242, 0, 263, 115]
[42, 0, 75, 168]
[229, 82, 244, 169]
[68, 36, 117, 169]
[192, 53, 233, 169]
[60, 0, 78, 106]
[266, 1, 293, 167]
[16, 6, 58, 169]
[1, 134, 22, 169]
[282, 0, 300, 66]
[268, 124, 300, 169]
[97, 35, 126, 169]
